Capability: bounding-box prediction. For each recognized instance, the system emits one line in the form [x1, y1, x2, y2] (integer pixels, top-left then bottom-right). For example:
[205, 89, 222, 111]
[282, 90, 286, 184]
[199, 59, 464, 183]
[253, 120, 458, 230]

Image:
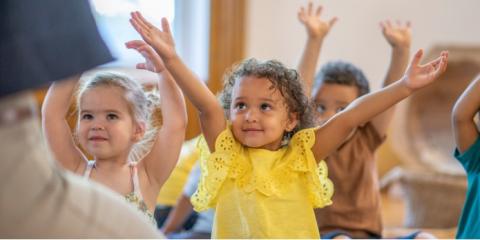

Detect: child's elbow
[451, 111, 474, 130]
[452, 105, 470, 125]
[41, 102, 56, 124]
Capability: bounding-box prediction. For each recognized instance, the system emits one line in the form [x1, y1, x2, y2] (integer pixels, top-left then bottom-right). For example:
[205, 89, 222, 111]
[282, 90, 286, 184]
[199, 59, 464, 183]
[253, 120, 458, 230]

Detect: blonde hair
[76, 72, 162, 162]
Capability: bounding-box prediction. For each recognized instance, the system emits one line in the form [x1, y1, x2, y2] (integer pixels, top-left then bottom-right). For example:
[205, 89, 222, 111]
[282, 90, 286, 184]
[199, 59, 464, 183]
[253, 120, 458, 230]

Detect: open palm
[298, 2, 337, 39]
[381, 20, 411, 48]
[126, 40, 165, 73]
[404, 49, 448, 90]
[130, 11, 176, 61]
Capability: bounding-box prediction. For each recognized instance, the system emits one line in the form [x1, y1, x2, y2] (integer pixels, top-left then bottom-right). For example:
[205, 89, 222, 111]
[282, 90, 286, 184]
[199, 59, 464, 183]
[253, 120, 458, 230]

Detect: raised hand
[297, 2, 338, 40]
[403, 49, 448, 91]
[126, 40, 165, 73]
[380, 20, 411, 48]
[129, 11, 176, 61]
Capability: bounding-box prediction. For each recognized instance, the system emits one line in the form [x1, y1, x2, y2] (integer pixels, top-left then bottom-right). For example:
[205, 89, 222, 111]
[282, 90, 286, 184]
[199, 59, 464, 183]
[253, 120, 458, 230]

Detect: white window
[89, 0, 210, 82]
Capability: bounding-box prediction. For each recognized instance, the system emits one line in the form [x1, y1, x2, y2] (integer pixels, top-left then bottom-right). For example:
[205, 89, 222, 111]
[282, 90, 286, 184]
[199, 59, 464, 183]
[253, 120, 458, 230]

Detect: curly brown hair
[218, 58, 315, 138]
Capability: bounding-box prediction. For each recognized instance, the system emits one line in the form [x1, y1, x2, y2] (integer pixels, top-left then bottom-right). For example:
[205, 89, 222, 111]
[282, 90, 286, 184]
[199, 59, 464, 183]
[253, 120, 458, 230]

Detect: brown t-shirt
[315, 122, 386, 238]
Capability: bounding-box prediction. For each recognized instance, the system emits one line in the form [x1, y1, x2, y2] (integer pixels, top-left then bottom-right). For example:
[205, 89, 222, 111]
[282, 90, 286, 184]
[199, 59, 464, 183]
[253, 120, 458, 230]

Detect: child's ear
[133, 121, 146, 142]
[286, 112, 299, 132]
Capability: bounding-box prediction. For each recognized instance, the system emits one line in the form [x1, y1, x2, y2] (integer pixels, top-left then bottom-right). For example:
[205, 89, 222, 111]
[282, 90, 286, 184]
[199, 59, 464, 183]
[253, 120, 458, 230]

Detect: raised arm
[297, 2, 337, 97]
[312, 49, 448, 161]
[371, 20, 411, 137]
[452, 75, 480, 153]
[41, 77, 87, 173]
[126, 40, 187, 187]
[129, 12, 226, 152]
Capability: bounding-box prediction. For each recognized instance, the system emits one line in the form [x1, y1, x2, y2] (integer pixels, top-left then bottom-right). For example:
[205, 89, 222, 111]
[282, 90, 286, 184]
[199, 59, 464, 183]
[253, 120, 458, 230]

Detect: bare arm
[297, 3, 337, 97]
[312, 49, 448, 161]
[371, 20, 411, 137]
[161, 194, 194, 235]
[452, 75, 480, 153]
[130, 12, 226, 152]
[41, 77, 87, 173]
[126, 40, 187, 187]
[144, 70, 187, 187]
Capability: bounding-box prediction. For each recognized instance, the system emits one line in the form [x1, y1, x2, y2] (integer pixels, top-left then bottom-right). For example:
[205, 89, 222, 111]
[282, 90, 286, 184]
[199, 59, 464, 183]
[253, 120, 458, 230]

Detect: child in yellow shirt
[129, 11, 448, 238]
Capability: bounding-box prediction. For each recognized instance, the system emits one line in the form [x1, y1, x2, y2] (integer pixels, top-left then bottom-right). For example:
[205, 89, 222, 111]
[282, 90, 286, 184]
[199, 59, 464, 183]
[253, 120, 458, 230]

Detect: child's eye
[316, 105, 326, 114]
[81, 113, 93, 120]
[234, 102, 247, 110]
[260, 103, 272, 111]
[106, 113, 119, 120]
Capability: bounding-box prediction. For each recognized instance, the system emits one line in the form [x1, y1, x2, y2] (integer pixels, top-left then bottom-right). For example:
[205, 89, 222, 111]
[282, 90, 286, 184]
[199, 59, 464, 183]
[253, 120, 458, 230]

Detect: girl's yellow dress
[191, 125, 334, 238]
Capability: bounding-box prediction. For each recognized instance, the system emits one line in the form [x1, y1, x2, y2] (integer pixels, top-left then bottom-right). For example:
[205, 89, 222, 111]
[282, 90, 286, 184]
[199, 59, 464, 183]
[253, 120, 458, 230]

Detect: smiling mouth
[243, 129, 263, 132]
[89, 137, 108, 141]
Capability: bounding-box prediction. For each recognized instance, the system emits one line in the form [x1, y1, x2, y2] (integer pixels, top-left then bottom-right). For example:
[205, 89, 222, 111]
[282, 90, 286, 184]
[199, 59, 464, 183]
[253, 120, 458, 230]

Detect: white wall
[245, 0, 480, 89]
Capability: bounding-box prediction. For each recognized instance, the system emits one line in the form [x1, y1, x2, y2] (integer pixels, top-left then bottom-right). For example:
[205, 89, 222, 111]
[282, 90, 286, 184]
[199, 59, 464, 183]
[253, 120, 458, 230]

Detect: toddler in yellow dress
[129, 11, 448, 238]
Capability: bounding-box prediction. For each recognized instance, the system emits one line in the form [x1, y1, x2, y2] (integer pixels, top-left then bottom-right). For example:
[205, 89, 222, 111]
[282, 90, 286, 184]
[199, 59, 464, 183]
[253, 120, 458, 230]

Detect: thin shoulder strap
[130, 161, 144, 201]
[83, 161, 95, 179]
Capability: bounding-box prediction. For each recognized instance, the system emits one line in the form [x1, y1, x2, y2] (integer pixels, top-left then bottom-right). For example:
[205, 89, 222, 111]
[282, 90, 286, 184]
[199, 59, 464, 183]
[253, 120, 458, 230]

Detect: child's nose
[91, 121, 105, 131]
[245, 109, 258, 122]
[91, 125, 105, 131]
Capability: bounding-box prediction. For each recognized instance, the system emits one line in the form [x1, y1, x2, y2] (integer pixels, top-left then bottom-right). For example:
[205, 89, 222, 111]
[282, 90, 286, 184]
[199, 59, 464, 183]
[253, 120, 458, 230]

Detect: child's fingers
[125, 40, 145, 49]
[411, 49, 424, 66]
[406, 21, 412, 28]
[385, 20, 392, 28]
[136, 63, 147, 70]
[440, 51, 449, 73]
[427, 54, 448, 78]
[299, 6, 305, 15]
[131, 12, 151, 32]
[428, 52, 448, 70]
[161, 17, 172, 34]
[315, 5, 323, 17]
[129, 18, 145, 36]
[396, 19, 401, 27]
[329, 17, 338, 27]
[379, 21, 386, 30]
[131, 12, 150, 32]
[297, 11, 304, 22]
[136, 11, 156, 30]
[432, 60, 447, 78]
[307, 2, 313, 15]
[297, 7, 306, 22]
[138, 45, 156, 57]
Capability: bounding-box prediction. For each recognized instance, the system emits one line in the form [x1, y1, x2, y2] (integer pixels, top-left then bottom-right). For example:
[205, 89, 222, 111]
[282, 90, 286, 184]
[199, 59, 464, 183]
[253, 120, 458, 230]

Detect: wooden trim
[208, 0, 246, 93]
[185, 0, 246, 139]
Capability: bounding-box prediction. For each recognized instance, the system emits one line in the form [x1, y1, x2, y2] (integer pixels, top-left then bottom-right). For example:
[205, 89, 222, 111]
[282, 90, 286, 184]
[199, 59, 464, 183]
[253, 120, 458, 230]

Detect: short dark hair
[313, 61, 370, 97]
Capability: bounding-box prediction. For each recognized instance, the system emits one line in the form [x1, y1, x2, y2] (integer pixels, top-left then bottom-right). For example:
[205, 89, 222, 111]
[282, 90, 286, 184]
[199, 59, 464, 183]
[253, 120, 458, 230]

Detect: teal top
[454, 136, 480, 239]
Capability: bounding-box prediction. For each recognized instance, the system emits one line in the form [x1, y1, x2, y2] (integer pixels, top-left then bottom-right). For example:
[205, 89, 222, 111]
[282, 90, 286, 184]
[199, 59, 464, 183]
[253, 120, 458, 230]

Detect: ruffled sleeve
[191, 125, 241, 212]
[287, 127, 334, 208]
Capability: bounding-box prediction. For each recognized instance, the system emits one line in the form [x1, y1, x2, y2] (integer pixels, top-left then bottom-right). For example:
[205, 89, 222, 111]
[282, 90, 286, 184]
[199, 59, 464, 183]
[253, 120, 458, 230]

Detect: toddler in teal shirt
[452, 75, 480, 238]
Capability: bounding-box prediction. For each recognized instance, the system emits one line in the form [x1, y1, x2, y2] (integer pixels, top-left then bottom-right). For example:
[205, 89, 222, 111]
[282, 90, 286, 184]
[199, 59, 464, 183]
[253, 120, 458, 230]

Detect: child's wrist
[399, 77, 415, 95]
[391, 43, 411, 52]
[307, 37, 324, 47]
[161, 51, 179, 65]
[308, 34, 326, 41]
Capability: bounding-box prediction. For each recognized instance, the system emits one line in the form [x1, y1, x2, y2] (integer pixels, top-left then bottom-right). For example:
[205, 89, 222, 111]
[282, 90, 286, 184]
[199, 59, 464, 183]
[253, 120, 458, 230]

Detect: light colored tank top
[83, 161, 156, 224]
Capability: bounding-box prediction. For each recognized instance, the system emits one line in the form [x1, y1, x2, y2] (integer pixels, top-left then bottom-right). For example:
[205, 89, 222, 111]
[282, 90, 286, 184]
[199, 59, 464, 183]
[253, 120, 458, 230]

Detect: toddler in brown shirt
[296, 3, 434, 239]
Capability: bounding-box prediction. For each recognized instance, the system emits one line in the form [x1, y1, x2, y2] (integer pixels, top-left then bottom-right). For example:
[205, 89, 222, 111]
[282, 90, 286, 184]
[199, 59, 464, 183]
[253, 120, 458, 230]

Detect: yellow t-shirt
[191, 126, 334, 238]
[156, 136, 200, 205]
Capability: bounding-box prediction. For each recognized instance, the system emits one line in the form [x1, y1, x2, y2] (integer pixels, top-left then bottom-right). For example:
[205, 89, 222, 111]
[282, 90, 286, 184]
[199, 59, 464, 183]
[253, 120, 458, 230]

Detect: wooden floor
[381, 192, 457, 238]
